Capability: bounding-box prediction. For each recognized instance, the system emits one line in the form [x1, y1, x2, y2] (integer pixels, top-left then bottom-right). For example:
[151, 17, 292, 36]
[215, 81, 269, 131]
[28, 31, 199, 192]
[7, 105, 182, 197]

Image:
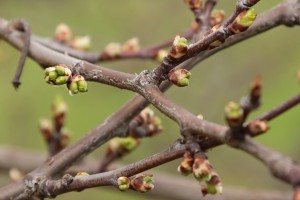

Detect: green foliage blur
[1, 0, 300, 199]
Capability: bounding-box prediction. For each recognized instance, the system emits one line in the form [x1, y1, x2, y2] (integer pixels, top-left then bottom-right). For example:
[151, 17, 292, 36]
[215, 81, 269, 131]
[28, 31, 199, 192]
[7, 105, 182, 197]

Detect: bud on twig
[250, 75, 262, 103]
[178, 151, 194, 176]
[52, 96, 68, 119]
[67, 75, 88, 96]
[75, 172, 89, 177]
[129, 107, 163, 138]
[117, 176, 130, 191]
[107, 137, 140, 156]
[210, 10, 226, 26]
[155, 49, 168, 62]
[224, 101, 244, 127]
[169, 35, 188, 59]
[197, 114, 204, 120]
[184, 0, 202, 12]
[168, 69, 191, 87]
[102, 42, 122, 59]
[131, 174, 154, 193]
[54, 23, 72, 43]
[9, 168, 23, 182]
[193, 152, 222, 196]
[39, 119, 53, 142]
[229, 8, 256, 34]
[69, 36, 91, 51]
[193, 153, 211, 181]
[203, 175, 222, 196]
[122, 37, 140, 53]
[247, 120, 269, 135]
[45, 64, 72, 85]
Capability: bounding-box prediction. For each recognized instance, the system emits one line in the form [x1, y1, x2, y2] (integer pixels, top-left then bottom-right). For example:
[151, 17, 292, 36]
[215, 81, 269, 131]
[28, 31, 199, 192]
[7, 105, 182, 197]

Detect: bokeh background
[1, 0, 299, 199]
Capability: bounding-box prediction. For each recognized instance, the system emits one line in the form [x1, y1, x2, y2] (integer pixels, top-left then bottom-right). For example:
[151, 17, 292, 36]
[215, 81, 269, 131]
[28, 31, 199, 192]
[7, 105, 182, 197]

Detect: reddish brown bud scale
[184, 0, 202, 12]
[178, 151, 194, 176]
[250, 76, 262, 101]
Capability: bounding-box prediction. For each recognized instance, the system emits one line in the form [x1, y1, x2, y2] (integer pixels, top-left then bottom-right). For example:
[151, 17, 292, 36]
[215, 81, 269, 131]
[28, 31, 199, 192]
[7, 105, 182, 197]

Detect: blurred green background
[1, 0, 300, 199]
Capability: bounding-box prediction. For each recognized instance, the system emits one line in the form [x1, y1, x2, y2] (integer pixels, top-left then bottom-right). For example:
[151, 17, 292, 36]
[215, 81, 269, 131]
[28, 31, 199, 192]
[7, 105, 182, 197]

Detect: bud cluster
[129, 107, 163, 138]
[68, 75, 88, 95]
[44, 64, 88, 96]
[54, 23, 91, 51]
[45, 64, 72, 85]
[168, 68, 191, 87]
[177, 151, 222, 196]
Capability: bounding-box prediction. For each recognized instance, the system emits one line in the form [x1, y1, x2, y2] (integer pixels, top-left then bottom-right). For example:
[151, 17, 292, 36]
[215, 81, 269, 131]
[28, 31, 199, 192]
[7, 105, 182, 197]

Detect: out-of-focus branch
[33, 29, 194, 63]
[0, 146, 292, 200]
[232, 136, 300, 187]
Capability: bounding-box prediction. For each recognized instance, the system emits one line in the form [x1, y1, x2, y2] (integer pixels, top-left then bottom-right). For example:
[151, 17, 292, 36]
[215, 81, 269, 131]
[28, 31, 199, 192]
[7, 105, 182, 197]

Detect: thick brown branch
[38, 142, 185, 197]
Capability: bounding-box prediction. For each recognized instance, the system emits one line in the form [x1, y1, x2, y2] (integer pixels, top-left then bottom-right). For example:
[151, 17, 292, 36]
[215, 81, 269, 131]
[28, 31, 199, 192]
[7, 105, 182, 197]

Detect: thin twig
[10, 20, 31, 89]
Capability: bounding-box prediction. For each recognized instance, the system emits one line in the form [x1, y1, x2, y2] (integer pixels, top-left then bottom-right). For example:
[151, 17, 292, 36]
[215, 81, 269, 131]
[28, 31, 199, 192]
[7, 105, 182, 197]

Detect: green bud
[176, 37, 188, 47]
[69, 81, 79, 94]
[224, 101, 244, 126]
[45, 67, 55, 76]
[78, 80, 88, 92]
[207, 183, 217, 194]
[45, 76, 52, 84]
[143, 176, 154, 183]
[55, 65, 66, 76]
[177, 78, 189, 87]
[48, 71, 58, 81]
[168, 69, 191, 87]
[117, 177, 130, 191]
[55, 76, 68, 85]
[120, 137, 139, 151]
[238, 8, 256, 28]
